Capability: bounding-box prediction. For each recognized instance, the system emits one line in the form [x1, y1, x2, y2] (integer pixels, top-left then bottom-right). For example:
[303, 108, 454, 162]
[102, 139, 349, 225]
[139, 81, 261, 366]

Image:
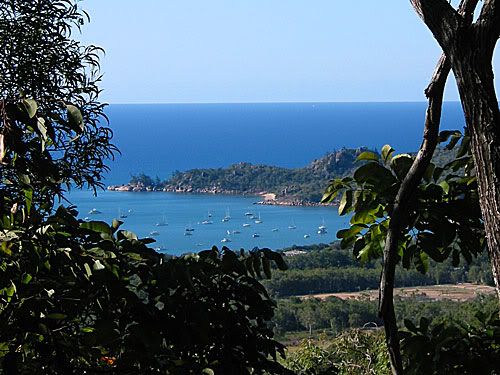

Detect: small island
[108, 147, 370, 205]
[108, 146, 458, 206]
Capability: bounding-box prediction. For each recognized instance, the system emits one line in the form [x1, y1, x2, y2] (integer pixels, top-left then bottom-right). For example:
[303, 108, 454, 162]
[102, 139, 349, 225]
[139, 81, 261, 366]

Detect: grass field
[299, 283, 495, 302]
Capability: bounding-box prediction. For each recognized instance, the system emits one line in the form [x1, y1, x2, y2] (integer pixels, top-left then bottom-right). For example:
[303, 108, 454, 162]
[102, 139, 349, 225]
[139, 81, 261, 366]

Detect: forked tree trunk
[411, 0, 500, 307]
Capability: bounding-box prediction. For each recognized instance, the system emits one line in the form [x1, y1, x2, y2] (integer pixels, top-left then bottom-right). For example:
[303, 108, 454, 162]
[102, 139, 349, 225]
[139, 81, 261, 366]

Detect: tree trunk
[454, 58, 500, 304]
[378, 2, 479, 373]
[410, 0, 500, 307]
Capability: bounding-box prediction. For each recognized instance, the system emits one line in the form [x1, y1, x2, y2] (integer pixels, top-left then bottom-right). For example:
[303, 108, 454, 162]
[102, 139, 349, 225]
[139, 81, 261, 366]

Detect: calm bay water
[70, 102, 466, 254]
[67, 190, 348, 255]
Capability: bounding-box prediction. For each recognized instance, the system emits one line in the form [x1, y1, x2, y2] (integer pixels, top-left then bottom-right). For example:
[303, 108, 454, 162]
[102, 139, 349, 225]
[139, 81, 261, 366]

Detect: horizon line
[105, 100, 463, 105]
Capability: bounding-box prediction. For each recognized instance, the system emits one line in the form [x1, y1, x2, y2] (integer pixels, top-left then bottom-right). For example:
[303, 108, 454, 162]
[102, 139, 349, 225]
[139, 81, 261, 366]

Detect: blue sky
[80, 0, 499, 103]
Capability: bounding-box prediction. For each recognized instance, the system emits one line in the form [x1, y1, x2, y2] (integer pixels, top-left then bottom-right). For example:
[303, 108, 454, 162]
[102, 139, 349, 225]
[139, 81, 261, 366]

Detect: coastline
[106, 184, 333, 207]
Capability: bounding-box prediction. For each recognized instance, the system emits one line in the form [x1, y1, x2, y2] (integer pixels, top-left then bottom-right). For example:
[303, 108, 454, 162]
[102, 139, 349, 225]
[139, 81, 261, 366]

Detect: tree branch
[380, 1, 479, 374]
[410, 0, 462, 52]
[476, 0, 500, 51]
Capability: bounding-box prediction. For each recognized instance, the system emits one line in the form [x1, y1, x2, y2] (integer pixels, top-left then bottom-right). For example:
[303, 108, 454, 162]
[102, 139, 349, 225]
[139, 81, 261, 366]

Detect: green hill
[118, 147, 458, 204]
[161, 147, 369, 203]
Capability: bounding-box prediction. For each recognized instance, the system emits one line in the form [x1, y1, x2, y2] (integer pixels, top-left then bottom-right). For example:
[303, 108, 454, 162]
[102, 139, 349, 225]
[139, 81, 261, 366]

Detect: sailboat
[156, 215, 168, 226]
[288, 219, 297, 230]
[254, 213, 263, 224]
[317, 219, 328, 234]
[118, 208, 128, 219]
[222, 208, 231, 222]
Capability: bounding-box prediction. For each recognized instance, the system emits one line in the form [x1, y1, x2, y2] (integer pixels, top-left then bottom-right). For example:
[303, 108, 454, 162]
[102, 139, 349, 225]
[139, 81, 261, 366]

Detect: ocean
[105, 102, 465, 184]
[68, 102, 466, 255]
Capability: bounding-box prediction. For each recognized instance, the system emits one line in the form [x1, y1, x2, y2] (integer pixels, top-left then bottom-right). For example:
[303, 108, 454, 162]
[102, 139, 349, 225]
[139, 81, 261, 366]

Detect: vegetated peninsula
[108, 147, 457, 205]
[108, 147, 369, 205]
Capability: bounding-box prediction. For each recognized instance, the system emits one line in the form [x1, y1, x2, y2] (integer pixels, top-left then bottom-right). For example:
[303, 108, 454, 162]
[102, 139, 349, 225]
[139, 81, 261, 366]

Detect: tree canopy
[0, 1, 290, 373]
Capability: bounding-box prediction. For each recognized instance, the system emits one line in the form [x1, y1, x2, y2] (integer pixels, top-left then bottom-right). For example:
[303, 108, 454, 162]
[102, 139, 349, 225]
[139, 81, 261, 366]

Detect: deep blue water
[69, 102, 466, 254]
[105, 102, 465, 184]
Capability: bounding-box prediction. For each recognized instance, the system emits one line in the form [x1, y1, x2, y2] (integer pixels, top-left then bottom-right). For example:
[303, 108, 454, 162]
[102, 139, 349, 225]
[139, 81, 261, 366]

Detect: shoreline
[106, 184, 334, 207]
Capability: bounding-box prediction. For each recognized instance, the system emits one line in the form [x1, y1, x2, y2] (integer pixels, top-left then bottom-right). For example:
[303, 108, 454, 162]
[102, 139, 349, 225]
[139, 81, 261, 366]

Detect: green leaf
[439, 180, 450, 194]
[1, 242, 12, 256]
[47, 313, 67, 320]
[262, 248, 288, 270]
[338, 190, 353, 215]
[37, 118, 48, 141]
[24, 187, 33, 215]
[80, 221, 112, 235]
[21, 273, 32, 284]
[337, 224, 365, 239]
[352, 237, 365, 258]
[356, 151, 379, 162]
[350, 208, 378, 225]
[381, 144, 395, 163]
[439, 130, 462, 144]
[390, 154, 413, 180]
[357, 242, 374, 263]
[111, 219, 123, 232]
[84, 263, 92, 278]
[445, 133, 462, 150]
[353, 162, 396, 190]
[117, 230, 138, 241]
[414, 251, 429, 274]
[456, 135, 471, 158]
[21, 99, 38, 118]
[67, 104, 84, 133]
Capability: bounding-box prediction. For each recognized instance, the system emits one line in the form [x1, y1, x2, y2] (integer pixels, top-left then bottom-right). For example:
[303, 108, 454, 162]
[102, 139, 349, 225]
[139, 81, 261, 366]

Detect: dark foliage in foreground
[0, 206, 291, 374]
[0, 1, 292, 373]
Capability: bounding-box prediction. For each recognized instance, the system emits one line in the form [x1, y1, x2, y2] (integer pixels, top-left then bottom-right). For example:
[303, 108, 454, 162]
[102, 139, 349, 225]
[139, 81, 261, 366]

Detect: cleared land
[300, 283, 495, 302]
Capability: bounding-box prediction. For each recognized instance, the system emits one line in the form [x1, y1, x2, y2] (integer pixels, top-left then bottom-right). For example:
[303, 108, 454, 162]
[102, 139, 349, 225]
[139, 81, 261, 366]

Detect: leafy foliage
[321, 135, 484, 273]
[0, 2, 292, 373]
[401, 312, 500, 374]
[0, 206, 290, 373]
[284, 330, 389, 374]
[0, 0, 116, 217]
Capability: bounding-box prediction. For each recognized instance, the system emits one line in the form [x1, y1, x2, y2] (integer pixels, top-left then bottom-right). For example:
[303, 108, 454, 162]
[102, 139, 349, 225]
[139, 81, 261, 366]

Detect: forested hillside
[121, 147, 458, 203]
